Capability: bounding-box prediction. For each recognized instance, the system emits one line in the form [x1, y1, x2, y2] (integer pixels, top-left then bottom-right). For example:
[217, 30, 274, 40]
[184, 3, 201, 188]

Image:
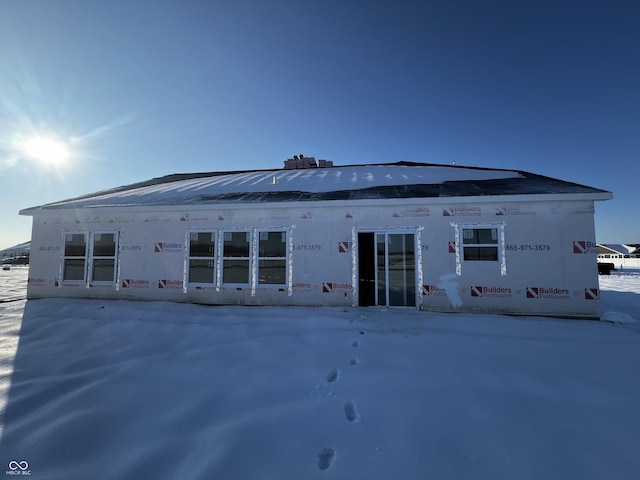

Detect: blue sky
[1, 0, 638, 249]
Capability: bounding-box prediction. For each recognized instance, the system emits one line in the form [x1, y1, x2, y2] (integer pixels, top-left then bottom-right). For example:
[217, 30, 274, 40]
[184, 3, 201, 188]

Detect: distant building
[20, 158, 612, 318]
[0, 241, 30, 265]
[597, 244, 640, 268]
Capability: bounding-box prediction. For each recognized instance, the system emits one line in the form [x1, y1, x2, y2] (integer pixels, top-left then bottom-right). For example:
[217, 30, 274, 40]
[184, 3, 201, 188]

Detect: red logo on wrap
[526, 286, 569, 299]
[422, 285, 447, 296]
[448, 242, 457, 253]
[471, 286, 483, 297]
[155, 242, 163, 253]
[158, 279, 183, 289]
[323, 282, 333, 293]
[526, 287, 539, 299]
[573, 240, 596, 253]
[338, 241, 350, 253]
[573, 241, 586, 254]
[585, 288, 599, 300]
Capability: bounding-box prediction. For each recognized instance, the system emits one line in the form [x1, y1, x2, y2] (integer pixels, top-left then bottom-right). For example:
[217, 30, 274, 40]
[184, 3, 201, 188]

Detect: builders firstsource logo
[572, 241, 596, 254]
[442, 207, 481, 217]
[421, 285, 447, 297]
[158, 279, 183, 289]
[470, 286, 512, 298]
[122, 279, 150, 289]
[494, 206, 535, 216]
[154, 242, 183, 253]
[526, 287, 570, 300]
[322, 282, 351, 293]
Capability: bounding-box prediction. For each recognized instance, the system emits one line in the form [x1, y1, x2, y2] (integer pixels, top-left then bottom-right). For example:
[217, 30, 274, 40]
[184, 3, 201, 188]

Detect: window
[63, 233, 88, 281]
[188, 232, 216, 284]
[462, 227, 498, 261]
[91, 232, 118, 282]
[258, 231, 287, 285]
[223, 231, 251, 284]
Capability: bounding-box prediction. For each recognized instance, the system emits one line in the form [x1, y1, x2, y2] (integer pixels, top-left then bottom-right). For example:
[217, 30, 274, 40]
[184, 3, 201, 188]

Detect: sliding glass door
[358, 231, 416, 307]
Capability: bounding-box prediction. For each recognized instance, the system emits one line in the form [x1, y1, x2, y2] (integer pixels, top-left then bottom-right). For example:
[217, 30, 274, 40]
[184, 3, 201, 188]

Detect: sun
[22, 136, 70, 166]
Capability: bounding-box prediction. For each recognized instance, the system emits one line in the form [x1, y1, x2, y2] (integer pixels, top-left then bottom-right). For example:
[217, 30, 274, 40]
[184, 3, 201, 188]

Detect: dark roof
[20, 162, 612, 213]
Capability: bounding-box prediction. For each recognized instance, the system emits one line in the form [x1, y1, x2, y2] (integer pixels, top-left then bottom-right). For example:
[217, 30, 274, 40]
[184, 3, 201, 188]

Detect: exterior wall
[596, 254, 640, 269]
[26, 198, 602, 318]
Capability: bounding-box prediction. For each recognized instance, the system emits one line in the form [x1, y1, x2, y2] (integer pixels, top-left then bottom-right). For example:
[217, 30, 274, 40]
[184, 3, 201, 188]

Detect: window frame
[88, 231, 120, 285]
[186, 230, 217, 286]
[61, 231, 89, 284]
[461, 226, 500, 263]
[221, 229, 253, 286]
[257, 229, 288, 286]
[452, 222, 506, 277]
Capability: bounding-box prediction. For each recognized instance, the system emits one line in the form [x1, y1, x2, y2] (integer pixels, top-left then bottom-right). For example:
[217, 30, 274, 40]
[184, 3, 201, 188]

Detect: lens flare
[22, 136, 70, 166]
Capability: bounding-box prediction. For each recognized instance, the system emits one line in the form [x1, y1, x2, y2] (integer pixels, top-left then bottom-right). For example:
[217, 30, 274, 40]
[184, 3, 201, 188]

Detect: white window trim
[88, 230, 121, 285]
[221, 229, 253, 287]
[452, 223, 507, 276]
[181, 226, 294, 295]
[184, 229, 217, 288]
[256, 229, 289, 288]
[61, 231, 89, 285]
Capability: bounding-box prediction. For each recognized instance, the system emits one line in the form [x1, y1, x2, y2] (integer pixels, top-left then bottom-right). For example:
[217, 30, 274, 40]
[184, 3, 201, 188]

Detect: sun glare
[22, 136, 70, 166]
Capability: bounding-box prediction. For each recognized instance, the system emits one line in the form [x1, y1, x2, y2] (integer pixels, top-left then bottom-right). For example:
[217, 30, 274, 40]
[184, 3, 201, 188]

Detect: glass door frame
[354, 228, 420, 308]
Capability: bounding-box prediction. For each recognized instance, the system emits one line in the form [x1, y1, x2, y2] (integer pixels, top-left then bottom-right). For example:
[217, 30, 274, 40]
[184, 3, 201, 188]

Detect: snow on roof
[0, 241, 31, 256]
[20, 162, 612, 213]
[598, 244, 635, 255]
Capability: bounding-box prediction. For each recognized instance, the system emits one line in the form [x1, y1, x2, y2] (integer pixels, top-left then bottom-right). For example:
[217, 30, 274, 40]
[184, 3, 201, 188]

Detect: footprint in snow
[326, 368, 340, 383]
[351, 340, 359, 348]
[318, 448, 336, 470]
[344, 401, 360, 423]
[349, 357, 359, 366]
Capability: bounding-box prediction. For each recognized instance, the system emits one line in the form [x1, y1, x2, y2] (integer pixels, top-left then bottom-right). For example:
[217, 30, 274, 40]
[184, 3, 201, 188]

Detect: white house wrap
[20, 160, 612, 318]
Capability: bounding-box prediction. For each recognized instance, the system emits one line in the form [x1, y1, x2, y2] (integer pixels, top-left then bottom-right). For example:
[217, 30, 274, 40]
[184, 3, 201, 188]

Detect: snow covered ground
[0, 268, 639, 479]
